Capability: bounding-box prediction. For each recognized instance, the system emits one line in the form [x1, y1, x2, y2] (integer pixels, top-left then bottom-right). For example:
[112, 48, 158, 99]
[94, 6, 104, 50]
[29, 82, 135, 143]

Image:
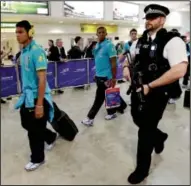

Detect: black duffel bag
[183, 89, 190, 109]
[50, 102, 78, 141]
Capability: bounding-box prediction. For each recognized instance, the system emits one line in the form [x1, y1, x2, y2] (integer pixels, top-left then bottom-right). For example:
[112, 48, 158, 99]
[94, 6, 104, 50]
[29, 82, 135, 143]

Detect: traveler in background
[68, 36, 84, 59]
[55, 38, 67, 62]
[181, 35, 190, 88]
[54, 38, 66, 94]
[128, 28, 138, 46]
[128, 29, 138, 60]
[116, 42, 124, 55]
[47, 40, 57, 61]
[118, 29, 139, 105]
[85, 41, 97, 58]
[15, 20, 57, 171]
[119, 28, 138, 61]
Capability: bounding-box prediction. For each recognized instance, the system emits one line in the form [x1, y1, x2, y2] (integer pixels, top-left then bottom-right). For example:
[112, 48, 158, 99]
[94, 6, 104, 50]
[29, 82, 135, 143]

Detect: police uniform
[128, 4, 188, 184]
[15, 40, 57, 164]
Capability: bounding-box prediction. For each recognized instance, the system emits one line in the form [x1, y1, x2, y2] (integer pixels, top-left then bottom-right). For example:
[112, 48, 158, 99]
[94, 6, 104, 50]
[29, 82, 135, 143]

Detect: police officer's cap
[144, 4, 170, 19]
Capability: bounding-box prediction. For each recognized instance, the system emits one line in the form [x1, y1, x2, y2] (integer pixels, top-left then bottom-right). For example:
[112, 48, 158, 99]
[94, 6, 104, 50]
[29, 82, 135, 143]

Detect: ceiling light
[48, 29, 63, 34]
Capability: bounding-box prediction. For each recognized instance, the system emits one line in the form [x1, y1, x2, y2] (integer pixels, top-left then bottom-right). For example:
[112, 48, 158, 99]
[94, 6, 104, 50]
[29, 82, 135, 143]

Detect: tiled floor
[1, 83, 189, 185]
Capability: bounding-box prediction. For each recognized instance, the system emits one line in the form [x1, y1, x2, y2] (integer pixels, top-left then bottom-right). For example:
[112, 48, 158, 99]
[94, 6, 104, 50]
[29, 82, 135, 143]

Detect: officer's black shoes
[155, 133, 168, 154]
[127, 168, 148, 184]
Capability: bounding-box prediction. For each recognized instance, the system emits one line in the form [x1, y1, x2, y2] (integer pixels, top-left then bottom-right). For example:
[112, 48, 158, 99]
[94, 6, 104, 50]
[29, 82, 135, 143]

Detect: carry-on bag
[51, 102, 78, 141]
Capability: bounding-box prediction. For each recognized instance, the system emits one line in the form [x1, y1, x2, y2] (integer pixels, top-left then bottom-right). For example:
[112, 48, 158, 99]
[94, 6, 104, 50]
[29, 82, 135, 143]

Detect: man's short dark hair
[75, 36, 82, 44]
[130, 28, 137, 34]
[97, 26, 106, 32]
[49, 39, 54, 45]
[16, 20, 32, 32]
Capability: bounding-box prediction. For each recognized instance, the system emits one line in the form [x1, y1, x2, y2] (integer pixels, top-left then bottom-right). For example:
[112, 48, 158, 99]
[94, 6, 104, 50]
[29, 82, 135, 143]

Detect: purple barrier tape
[47, 62, 56, 89]
[57, 60, 88, 88]
[89, 59, 96, 83]
[0, 66, 18, 97]
[116, 62, 123, 80]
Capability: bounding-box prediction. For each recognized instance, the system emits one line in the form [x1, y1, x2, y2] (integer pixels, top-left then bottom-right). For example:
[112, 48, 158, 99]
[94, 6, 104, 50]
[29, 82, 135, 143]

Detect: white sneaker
[168, 99, 176, 104]
[105, 113, 117, 120]
[81, 118, 94, 126]
[25, 161, 45, 171]
[45, 133, 59, 151]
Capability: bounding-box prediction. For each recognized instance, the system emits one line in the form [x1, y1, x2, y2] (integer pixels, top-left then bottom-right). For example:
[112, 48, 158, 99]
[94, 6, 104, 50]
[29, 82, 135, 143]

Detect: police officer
[123, 4, 188, 184]
[15, 20, 57, 171]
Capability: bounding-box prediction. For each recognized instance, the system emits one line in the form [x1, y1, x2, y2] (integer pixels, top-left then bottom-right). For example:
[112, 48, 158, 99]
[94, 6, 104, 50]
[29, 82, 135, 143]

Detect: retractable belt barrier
[0, 58, 124, 98]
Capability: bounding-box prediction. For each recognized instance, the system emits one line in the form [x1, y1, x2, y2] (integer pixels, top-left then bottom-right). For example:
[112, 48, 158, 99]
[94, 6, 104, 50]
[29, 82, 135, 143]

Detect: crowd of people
[1, 3, 190, 184]
[46, 37, 97, 62]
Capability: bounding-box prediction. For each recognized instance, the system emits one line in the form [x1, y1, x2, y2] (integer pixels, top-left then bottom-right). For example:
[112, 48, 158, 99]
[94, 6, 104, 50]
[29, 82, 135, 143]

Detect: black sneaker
[155, 133, 168, 154]
[1, 99, 6, 104]
[57, 90, 64, 94]
[128, 168, 148, 184]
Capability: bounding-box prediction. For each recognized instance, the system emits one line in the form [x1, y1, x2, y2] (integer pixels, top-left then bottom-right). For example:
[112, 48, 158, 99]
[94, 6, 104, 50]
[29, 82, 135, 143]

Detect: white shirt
[150, 32, 188, 67]
[129, 39, 138, 60]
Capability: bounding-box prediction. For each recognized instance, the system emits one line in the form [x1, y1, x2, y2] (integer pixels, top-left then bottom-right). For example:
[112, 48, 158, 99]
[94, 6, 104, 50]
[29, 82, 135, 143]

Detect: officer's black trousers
[131, 91, 169, 173]
[20, 99, 56, 163]
[87, 76, 126, 119]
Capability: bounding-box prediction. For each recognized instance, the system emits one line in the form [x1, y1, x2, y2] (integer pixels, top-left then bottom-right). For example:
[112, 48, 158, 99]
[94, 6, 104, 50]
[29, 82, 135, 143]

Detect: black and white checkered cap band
[146, 8, 166, 16]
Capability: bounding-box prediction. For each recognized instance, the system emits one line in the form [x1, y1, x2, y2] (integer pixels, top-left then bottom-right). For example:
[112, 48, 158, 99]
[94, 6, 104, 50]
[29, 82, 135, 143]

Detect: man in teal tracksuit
[15, 20, 57, 171]
[82, 27, 124, 126]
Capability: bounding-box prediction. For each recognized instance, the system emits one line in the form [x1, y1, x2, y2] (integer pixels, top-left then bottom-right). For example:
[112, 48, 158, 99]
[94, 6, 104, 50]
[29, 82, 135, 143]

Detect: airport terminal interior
[1, 1, 190, 185]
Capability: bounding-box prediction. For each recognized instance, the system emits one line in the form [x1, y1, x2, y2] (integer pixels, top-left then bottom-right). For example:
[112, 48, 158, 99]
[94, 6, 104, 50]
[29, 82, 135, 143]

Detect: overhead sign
[1, 22, 16, 28]
[81, 24, 118, 34]
[113, 1, 139, 21]
[1, 1, 49, 15]
[64, 1, 104, 19]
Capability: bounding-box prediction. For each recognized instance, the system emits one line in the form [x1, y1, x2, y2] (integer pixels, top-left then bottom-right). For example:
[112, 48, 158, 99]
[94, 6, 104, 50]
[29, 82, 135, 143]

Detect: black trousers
[87, 76, 126, 119]
[131, 90, 169, 173]
[20, 99, 56, 163]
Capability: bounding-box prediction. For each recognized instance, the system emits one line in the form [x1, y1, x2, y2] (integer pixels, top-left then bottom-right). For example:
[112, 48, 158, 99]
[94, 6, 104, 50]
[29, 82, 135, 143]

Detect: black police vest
[134, 28, 182, 98]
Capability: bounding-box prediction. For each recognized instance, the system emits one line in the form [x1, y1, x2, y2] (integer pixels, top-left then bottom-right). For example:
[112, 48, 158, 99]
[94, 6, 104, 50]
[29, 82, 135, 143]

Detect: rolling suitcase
[183, 89, 190, 108]
[51, 102, 78, 141]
